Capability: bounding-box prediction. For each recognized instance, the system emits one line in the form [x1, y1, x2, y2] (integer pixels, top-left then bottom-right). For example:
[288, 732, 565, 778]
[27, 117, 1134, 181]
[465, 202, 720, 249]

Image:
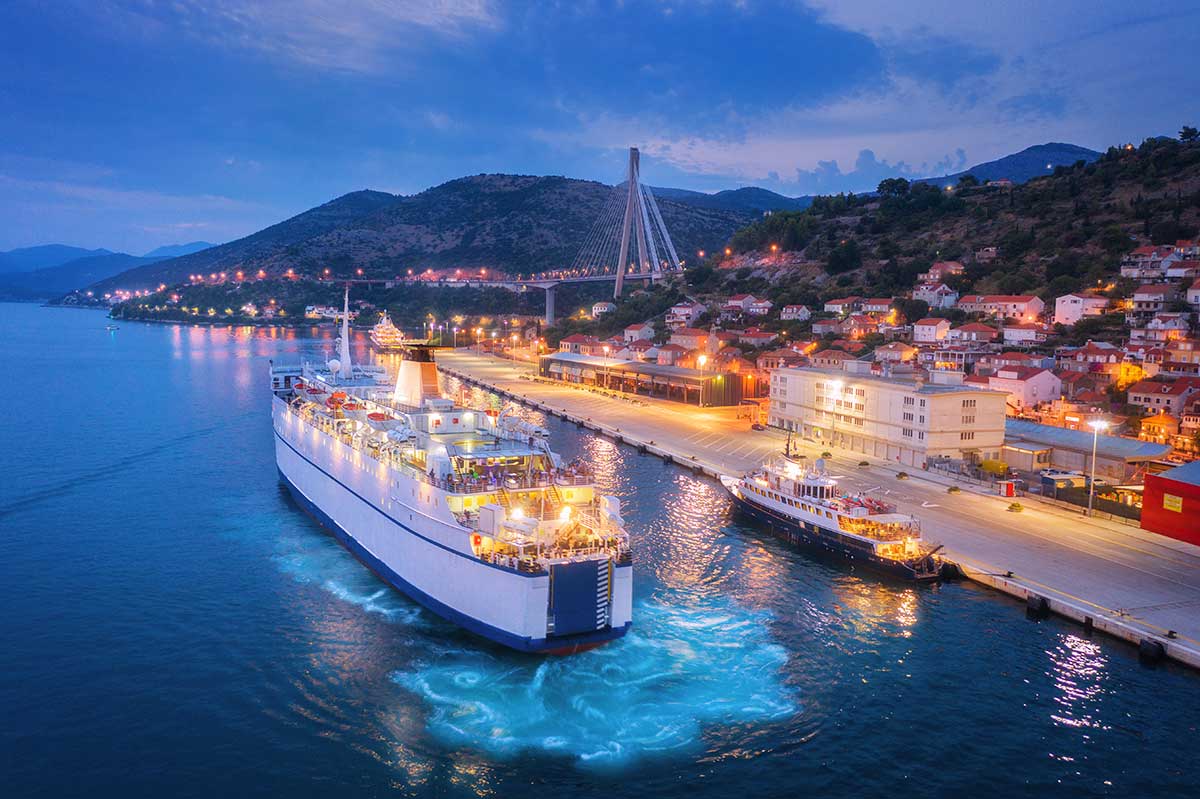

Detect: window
[919, 399, 926, 408]
[960, 431, 975, 441]
[904, 396, 915, 406]
[962, 398, 976, 408]
[903, 412, 914, 422]
[962, 415, 975, 425]
[902, 428, 914, 438]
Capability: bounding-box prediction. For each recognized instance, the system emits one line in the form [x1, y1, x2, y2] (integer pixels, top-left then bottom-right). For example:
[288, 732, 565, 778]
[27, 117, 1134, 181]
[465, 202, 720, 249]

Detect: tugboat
[721, 444, 942, 581]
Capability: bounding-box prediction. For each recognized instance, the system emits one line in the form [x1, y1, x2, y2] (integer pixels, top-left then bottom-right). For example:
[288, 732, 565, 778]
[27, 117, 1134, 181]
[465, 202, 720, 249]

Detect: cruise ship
[369, 312, 409, 352]
[270, 290, 633, 653]
[720, 453, 943, 580]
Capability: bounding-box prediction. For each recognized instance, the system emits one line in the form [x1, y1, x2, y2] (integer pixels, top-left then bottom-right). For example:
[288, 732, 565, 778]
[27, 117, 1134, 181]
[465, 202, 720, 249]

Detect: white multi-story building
[1054, 293, 1110, 325]
[767, 365, 1007, 467]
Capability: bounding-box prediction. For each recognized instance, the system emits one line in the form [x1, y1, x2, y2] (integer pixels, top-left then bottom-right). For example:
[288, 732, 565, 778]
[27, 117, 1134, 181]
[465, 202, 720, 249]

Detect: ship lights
[559, 506, 571, 521]
[512, 507, 525, 520]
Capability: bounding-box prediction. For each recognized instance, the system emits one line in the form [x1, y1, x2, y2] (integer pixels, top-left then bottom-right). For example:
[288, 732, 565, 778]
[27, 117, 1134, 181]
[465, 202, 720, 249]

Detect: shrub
[858, 460, 870, 467]
[1008, 502, 1024, 513]
[897, 472, 909, 480]
[821, 451, 833, 458]
[947, 486, 961, 494]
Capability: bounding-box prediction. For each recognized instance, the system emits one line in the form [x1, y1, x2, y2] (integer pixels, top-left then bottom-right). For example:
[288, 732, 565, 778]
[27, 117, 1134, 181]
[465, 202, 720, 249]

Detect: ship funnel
[393, 346, 440, 408]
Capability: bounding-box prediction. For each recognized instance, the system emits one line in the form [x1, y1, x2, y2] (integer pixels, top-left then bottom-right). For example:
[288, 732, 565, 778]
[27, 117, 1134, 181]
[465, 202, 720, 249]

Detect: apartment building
[767, 364, 1007, 467]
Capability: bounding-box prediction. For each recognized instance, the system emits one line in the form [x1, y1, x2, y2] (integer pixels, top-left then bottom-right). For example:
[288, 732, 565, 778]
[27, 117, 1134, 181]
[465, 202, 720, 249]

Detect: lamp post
[602, 345, 611, 389]
[1087, 419, 1110, 516]
[453, 326, 459, 348]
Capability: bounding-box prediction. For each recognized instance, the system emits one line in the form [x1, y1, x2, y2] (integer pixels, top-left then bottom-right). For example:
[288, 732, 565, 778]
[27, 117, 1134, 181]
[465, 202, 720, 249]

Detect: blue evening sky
[1, 1, 1198, 253]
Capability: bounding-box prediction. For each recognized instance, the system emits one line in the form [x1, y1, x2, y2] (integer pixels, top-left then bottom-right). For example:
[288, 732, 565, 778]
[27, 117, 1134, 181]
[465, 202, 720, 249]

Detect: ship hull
[726, 488, 939, 582]
[274, 400, 632, 653]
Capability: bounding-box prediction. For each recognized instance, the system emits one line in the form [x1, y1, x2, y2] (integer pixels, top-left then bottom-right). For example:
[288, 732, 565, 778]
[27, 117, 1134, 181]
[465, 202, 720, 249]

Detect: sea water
[2, 302, 1198, 798]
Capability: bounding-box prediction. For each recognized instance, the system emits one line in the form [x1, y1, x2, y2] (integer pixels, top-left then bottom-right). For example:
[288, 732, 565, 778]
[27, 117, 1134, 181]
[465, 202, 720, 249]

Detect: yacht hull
[726, 487, 940, 582]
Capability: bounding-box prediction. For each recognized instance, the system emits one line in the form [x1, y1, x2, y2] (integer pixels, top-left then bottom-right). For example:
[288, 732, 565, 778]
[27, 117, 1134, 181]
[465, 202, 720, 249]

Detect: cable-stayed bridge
[389, 147, 685, 323]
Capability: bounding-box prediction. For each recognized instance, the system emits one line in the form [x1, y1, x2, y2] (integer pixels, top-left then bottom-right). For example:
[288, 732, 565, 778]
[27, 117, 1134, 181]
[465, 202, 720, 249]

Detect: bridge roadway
[437, 350, 1200, 669]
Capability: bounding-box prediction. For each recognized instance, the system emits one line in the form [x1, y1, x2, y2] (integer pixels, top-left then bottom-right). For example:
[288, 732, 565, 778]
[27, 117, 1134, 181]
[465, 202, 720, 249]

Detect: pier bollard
[1026, 594, 1050, 620]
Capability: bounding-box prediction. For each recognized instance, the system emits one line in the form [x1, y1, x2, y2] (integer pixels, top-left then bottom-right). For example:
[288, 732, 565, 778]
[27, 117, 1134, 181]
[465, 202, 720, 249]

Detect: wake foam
[392, 593, 797, 767]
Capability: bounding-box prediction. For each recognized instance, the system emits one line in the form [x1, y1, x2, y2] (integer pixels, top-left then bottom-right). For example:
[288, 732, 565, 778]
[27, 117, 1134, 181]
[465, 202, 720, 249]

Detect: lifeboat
[366, 411, 399, 431]
[305, 386, 328, 402]
[342, 402, 369, 421]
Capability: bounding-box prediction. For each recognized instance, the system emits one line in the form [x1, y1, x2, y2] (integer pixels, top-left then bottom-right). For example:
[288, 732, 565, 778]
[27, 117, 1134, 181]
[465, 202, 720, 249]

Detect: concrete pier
[438, 350, 1200, 670]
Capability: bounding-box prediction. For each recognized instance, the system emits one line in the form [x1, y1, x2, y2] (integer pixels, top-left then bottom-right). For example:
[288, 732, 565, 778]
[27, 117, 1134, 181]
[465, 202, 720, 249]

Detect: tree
[877, 177, 910, 198]
[825, 239, 862, 274]
[956, 174, 979, 189]
[894, 298, 929, 325]
[1180, 125, 1199, 143]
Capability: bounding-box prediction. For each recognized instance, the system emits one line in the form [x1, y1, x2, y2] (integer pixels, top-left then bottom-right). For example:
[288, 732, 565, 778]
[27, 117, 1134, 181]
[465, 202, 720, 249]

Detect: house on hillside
[912, 282, 959, 309]
[958, 294, 1045, 320]
[1054, 293, 1110, 326]
[913, 318, 951, 344]
[823, 296, 862, 315]
[623, 322, 654, 342]
[780, 304, 811, 321]
[947, 322, 999, 343]
[1002, 322, 1050, 347]
[591, 301, 616, 317]
[665, 300, 705, 329]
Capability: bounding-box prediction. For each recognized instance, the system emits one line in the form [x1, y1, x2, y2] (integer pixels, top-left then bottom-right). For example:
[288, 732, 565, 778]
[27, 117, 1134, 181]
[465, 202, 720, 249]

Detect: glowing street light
[1086, 419, 1111, 516]
[770, 243, 779, 253]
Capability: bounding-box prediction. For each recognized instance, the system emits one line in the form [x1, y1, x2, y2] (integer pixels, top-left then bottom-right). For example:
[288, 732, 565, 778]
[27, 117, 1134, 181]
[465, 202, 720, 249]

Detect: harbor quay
[438, 350, 1200, 670]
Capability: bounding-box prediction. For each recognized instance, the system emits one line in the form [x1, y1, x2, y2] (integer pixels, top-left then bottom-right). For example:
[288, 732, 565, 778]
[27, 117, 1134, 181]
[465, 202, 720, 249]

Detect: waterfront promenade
[439, 350, 1200, 668]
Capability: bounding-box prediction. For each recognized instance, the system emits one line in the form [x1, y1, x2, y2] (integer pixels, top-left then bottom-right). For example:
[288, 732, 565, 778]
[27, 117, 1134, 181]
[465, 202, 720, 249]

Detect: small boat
[105, 324, 120, 331]
[366, 411, 399, 431]
[342, 402, 369, 421]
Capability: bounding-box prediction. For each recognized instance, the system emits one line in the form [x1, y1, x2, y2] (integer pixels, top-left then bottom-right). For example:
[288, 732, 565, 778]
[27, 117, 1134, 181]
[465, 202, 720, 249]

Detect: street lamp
[1086, 419, 1110, 516]
[602, 345, 611, 388]
[453, 326, 459, 348]
[697, 353, 707, 372]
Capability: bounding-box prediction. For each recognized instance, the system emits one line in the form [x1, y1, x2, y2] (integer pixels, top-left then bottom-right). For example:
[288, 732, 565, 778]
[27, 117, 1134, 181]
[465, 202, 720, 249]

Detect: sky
[1, 0, 1199, 253]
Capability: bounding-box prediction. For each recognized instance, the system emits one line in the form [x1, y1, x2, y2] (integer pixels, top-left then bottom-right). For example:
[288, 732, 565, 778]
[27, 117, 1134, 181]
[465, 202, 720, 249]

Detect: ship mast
[337, 284, 354, 382]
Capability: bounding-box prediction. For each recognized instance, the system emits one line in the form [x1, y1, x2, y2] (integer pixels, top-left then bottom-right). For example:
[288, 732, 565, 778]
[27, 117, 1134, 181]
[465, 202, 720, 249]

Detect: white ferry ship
[270, 291, 633, 653]
[368, 312, 409, 352]
[721, 453, 942, 580]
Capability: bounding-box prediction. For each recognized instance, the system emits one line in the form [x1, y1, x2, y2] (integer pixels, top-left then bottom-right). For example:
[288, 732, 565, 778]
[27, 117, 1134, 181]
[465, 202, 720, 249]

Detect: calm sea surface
[2, 301, 1198, 798]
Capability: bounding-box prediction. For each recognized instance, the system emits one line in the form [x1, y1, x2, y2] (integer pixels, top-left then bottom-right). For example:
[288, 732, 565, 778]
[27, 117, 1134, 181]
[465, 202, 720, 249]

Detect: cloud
[98, 0, 502, 72]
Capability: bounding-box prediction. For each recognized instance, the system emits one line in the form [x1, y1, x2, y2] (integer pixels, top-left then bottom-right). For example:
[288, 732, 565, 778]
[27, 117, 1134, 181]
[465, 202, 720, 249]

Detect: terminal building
[1001, 419, 1171, 483]
[538, 351, 750, 406]
[767, 364, 1008, 467]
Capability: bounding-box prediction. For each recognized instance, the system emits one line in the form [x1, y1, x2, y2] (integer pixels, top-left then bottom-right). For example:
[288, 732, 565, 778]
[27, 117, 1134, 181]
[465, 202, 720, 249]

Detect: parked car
[751, 423, 765, 431]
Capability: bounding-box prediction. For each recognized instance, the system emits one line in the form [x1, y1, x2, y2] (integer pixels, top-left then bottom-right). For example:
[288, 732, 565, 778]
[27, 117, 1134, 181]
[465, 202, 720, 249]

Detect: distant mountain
[142, 241, 215, 258]
[88, 190, 400, 294]
[0, 244, 113, 275]
[652, 186, 811, 213]
[922, 143, 1102, 187]
[88, 178, 756, 293]
[0, 253, 166, 299]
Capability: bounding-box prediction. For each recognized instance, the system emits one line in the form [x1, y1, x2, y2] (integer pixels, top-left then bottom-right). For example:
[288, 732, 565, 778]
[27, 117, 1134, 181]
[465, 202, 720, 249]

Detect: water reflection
[1046, 634, 1111, 731]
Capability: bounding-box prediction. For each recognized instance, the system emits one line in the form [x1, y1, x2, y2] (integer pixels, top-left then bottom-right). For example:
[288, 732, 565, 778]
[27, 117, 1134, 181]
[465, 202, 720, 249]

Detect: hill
[88, 177, 755, 294]
[0, 244, 113, 275]
[88, 190, 400, 294]
[651, 186, 811, 213]
[699, 135, 1200, 315]
[142, 241, 215, 258]
[0, 253, 165, 299]
[922, 143, 1101, 187]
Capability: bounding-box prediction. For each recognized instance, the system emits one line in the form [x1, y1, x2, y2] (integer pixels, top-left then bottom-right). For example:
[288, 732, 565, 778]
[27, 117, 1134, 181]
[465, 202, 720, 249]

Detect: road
[439, 350, 1200, 666]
